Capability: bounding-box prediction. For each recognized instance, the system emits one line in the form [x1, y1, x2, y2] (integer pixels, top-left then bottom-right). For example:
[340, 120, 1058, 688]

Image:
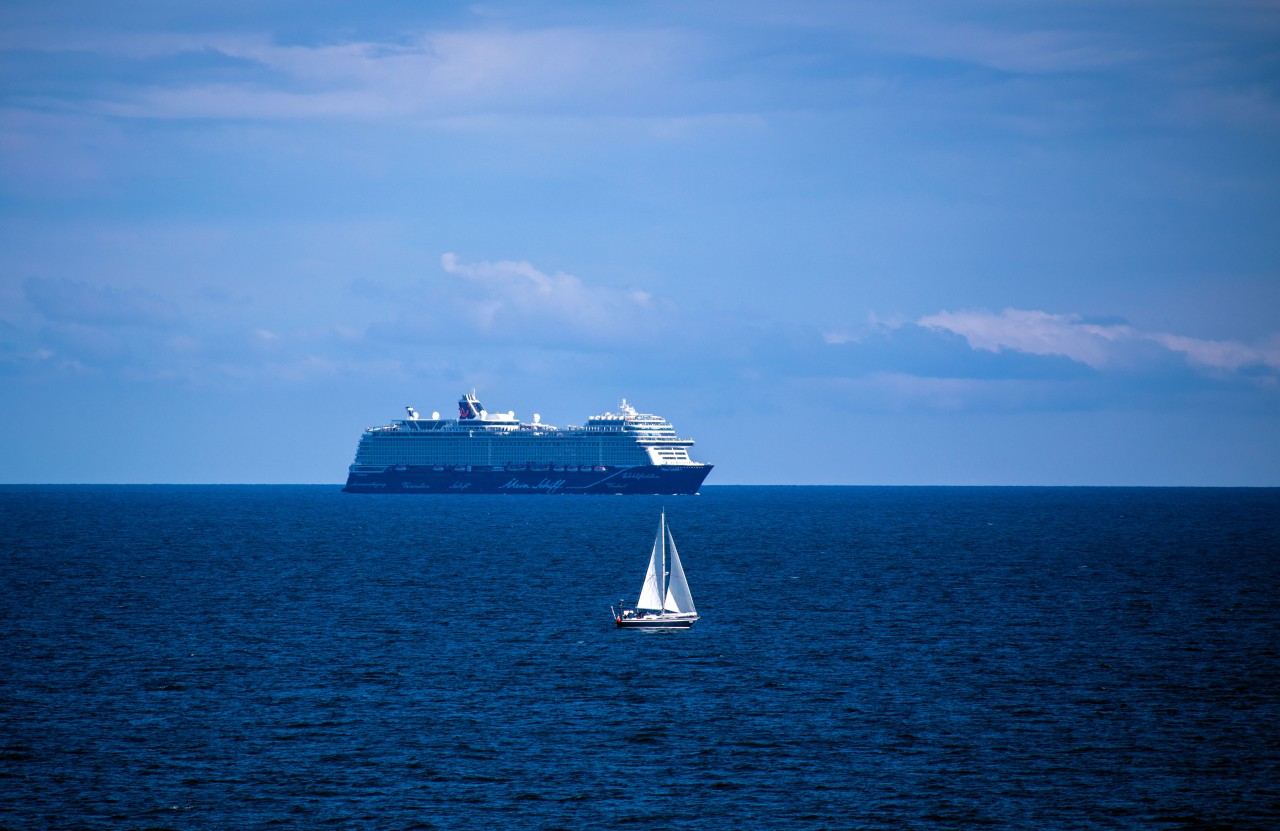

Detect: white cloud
[823, 311, 907, 345]
[919, 307, 1280, 374]
[1150, 331, 1280, 373]
[437, 252, 663, 345]
[919, 308, 1119, 367]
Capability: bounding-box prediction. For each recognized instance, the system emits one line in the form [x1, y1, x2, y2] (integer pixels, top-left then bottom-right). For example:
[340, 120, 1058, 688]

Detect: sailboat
[611, 511, 699, 629]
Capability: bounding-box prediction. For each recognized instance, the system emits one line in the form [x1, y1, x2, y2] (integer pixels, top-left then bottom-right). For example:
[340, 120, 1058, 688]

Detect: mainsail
[636, 526, 664, 611]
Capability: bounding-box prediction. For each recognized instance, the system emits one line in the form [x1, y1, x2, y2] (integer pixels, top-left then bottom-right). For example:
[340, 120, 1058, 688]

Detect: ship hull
[615, 616, 698, 629]
[342, 464, 713, 495]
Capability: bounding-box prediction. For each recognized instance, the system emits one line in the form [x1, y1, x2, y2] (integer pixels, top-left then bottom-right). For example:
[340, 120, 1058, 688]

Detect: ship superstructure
[342, 393, 713, 494]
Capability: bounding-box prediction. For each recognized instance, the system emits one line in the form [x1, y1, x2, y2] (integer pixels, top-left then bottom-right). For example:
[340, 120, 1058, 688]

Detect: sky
[1, 0, 1278, 485]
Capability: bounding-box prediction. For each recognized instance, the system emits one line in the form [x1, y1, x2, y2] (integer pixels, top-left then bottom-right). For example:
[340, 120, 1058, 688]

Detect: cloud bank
[6, 1, 1275, 135]
[917, 308, 1280, 375]
[5, 27, 699, 122]
[22, 276, 181, 328]
[814, 306, 1280, 414]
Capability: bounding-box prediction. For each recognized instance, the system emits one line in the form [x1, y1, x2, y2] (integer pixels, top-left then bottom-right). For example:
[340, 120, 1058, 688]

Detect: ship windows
[355, 431, 656, 467]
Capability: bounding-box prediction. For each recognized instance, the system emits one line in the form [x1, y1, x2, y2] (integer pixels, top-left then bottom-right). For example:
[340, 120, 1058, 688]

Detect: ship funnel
[406, 406, 419, 420]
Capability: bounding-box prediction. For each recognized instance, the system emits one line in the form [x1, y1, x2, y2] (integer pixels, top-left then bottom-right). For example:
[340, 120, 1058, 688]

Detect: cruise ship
[342, 393, 713, 494]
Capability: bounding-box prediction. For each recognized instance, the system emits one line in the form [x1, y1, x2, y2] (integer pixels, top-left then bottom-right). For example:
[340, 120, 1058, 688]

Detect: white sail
[662, 524, 696, 614]
[636, 528, 664, 610]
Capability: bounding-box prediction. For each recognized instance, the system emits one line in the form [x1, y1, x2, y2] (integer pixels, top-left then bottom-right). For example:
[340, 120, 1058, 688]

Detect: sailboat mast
[660, 510, 667, 604]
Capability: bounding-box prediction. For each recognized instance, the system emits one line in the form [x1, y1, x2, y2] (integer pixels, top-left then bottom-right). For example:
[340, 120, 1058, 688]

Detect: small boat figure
[611, 511, 699, 629]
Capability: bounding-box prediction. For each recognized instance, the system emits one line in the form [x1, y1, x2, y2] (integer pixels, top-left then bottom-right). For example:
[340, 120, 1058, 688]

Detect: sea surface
[1, 485, 1277, 830]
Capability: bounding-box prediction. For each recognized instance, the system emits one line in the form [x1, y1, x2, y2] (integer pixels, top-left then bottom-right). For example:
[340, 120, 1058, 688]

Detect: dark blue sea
[1, 486, 1277, 830]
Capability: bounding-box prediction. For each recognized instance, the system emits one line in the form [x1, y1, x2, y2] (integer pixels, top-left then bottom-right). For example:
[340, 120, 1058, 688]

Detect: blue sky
[2, 1, 1277, 485]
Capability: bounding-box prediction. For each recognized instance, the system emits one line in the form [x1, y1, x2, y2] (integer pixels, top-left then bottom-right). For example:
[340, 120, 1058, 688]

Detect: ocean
[1, 485, 1276, 830]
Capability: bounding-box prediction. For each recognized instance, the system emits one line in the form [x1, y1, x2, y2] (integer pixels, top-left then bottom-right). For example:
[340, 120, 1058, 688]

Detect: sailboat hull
[615, 615, 698, 629]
